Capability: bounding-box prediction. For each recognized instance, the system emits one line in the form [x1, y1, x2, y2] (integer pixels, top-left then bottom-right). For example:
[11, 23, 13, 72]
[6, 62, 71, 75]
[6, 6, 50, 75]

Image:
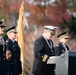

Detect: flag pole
[28, 28, 35, 42]
[23, 15, 35, 42]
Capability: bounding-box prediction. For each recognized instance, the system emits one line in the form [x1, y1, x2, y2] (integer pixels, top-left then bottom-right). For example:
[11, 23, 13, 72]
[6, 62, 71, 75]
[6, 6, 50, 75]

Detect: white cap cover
[44, 25, 58, 30]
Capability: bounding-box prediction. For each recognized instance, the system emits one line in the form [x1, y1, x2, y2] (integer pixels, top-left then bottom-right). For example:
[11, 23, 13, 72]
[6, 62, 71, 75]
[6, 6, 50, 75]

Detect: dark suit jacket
[55, 42, 69, 56]
[0, 37, 7, 73]
[6, 38, 22, 74]
[32, 35, 55, 75]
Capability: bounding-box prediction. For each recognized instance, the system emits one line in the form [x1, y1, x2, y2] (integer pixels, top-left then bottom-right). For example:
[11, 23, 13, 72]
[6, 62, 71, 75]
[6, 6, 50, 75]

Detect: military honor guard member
[32, 25, 57, 75]
[55, 31, 69, 56]
[0, 21, 7, 75]
[6, 26, 22, 75]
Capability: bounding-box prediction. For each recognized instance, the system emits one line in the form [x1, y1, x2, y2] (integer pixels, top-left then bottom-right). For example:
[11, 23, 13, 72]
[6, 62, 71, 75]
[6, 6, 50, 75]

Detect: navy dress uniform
[55, 31, 69, 56]
[6, 26, 22, 75]
[0, 21, 7, 75]
[32, 25, 57, 75]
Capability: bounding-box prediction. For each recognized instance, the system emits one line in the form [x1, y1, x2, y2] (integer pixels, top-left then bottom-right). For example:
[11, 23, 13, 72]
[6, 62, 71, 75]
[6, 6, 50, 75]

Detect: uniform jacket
[32, 35, 55, 75]
[6, 38, 22, 74]
[55, 42, 69, 56]
[0, 37, 7, 73]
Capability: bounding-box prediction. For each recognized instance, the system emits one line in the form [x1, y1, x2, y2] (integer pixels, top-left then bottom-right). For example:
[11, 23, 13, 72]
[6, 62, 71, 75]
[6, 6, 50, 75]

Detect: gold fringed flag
[16, 1, 25, 75]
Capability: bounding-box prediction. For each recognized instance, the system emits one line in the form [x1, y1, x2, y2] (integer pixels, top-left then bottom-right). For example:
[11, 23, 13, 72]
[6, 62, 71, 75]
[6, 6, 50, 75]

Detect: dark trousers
[7, 73, 19, 75]
[0, 73, 7, 75]
[12, 74, 19, 75]
[7, 60, 11, 75]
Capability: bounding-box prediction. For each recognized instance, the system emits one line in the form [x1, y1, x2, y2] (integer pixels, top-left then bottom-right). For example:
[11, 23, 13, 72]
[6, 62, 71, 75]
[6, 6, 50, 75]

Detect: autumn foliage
[0, 0, 71, 26]
[25, 0, 71, 25]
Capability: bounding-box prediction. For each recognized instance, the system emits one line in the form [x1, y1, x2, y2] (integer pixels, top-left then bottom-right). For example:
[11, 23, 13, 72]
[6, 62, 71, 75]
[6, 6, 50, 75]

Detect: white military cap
[44, 25, 58, 35]
[44, 25, 58, 30]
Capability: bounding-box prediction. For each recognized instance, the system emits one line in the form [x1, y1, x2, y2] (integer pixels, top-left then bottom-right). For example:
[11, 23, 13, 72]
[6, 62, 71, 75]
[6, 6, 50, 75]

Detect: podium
[47, 51, 76, 75]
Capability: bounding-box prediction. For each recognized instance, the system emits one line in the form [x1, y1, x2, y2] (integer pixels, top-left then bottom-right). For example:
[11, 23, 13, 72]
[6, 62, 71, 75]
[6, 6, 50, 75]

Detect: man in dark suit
[6, 26, 22, 75]
[55, 31, 69, 56]
[32, 25, 57, 75]
[0, 21, 7, 75]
